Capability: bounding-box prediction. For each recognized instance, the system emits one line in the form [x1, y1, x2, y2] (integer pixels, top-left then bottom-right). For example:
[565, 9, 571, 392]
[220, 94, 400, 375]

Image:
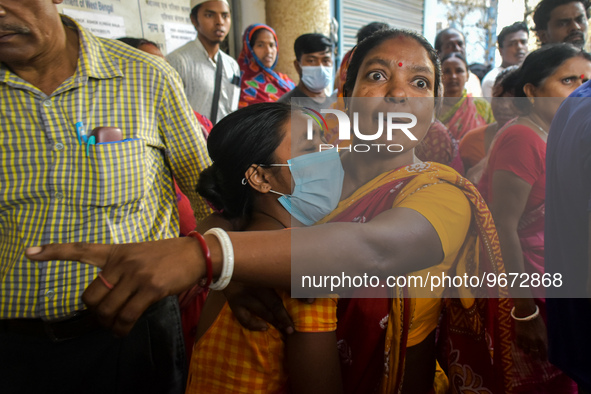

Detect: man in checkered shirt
[0, 1, 212, 393]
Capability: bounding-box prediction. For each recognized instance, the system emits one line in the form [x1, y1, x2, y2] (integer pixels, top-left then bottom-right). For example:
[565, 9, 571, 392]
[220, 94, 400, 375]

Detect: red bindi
[398, 62, 403, 67]
[581, 74, 586, 80]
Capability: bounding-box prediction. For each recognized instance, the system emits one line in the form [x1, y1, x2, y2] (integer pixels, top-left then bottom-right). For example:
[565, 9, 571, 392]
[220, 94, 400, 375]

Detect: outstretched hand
[26, 237, 205, 337]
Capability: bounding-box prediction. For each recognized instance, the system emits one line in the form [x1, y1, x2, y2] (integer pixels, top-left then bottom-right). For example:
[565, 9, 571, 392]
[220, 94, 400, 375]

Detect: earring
[241, 178, 247, 185]
[529, 97, 535, 105]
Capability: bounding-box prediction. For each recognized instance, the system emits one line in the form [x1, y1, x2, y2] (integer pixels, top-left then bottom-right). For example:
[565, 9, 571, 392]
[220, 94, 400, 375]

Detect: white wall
[58, 0, 197, 55]
[424, 0, 439, 46]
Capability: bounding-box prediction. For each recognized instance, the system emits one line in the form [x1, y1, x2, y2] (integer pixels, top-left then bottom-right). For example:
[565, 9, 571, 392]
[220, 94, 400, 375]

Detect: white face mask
[300, 65, 333, 93]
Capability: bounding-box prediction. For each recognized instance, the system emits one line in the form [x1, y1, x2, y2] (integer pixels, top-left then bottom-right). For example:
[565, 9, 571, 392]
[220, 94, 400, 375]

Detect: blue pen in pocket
[75, 121, 88, 145]
[86, 135, 96, 157]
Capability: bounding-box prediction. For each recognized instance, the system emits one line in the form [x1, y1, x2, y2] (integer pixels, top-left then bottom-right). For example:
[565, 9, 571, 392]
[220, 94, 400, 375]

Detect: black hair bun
[197, 164, 229, 214]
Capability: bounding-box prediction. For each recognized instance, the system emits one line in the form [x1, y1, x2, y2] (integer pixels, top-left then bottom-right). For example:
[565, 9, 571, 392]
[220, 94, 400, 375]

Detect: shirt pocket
[81, 138, 146, 207]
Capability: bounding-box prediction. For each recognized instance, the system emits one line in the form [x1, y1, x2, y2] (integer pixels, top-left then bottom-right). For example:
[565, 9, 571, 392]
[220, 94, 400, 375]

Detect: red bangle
[187, 231, 213, 289]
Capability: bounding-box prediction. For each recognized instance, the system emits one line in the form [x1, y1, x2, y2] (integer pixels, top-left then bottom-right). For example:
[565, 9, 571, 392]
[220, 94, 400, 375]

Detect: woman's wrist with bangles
[204, 233, 224, 277]
[512, 297, 538, 318]
[186, 229, 232, 290]
[510, 305, 540, 321]
[187, 231, 213, 288]
[204, 228, 234, 290]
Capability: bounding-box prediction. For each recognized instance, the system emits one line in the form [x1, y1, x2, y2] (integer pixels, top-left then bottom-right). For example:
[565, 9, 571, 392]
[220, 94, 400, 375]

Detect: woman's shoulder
[395, 163, 469, 205]
[472, 98, 493, 118]
[395, 166, 473, 260]
[459, 126, 487, 165]
[488, 123, 546, 169]
[496, 123, 544, 144]
[460, 125, 487, 144]
[401, 169, 468, 203]
[398, 162, 460, 180]
[472, 97, 490, 105]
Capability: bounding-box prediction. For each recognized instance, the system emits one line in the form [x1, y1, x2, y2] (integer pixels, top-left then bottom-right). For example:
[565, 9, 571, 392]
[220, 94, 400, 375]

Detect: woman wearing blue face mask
[28, 29, 512, 394]
[186, 102, 342, 394]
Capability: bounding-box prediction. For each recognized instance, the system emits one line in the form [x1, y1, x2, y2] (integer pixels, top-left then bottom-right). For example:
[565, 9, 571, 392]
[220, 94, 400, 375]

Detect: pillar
[266, 0, 331, 82]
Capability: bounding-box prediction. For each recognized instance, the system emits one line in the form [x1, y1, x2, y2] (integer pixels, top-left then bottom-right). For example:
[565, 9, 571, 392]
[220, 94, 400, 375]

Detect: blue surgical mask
[300, 65, 333, 93]
[267, 148, 344, 226]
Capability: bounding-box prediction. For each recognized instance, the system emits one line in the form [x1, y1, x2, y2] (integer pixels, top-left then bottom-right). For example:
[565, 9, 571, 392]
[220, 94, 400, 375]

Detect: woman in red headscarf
[238, 24, 295, 108]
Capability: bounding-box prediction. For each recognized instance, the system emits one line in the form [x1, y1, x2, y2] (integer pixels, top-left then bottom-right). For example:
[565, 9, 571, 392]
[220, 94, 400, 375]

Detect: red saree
[318, 162, 514, 393]
[478, 124, 577, 393]
[511, 205, 576, 393]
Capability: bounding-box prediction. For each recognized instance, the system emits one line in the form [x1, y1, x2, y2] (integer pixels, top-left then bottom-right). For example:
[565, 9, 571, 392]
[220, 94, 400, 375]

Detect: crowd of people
[2, 0, 591, 393]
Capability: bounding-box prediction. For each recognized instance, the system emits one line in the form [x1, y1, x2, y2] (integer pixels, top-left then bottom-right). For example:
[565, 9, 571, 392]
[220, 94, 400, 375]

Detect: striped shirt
[0, 17, 212, 320]
[166, 39, 241, 124]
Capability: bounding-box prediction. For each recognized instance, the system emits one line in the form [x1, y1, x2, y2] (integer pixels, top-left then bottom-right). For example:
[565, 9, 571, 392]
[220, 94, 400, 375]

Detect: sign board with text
[58, 0, 196, 55]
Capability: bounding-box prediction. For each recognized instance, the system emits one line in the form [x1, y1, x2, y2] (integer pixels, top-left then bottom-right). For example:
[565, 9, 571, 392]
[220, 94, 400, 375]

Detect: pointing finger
[26, 242, 112, 269]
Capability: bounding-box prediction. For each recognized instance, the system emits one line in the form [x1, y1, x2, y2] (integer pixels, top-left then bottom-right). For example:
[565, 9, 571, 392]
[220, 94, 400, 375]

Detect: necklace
[525, 116, 548, 137]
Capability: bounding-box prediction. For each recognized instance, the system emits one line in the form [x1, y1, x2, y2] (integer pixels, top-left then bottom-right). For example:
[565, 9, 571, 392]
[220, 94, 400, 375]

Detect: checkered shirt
[186, 293, 337, 393]
[0, 17, 212, 319]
